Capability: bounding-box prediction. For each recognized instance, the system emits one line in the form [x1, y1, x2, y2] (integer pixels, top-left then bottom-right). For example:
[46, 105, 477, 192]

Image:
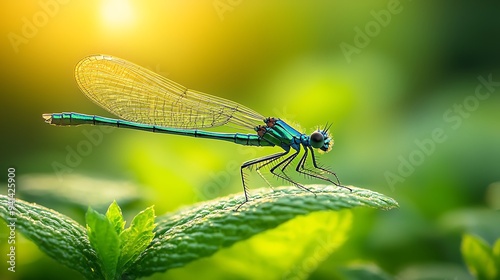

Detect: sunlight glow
[102, 0, 134, 26]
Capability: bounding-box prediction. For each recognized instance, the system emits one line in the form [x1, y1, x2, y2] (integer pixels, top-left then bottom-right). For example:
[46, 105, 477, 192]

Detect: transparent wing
[74, 55, 264, 129]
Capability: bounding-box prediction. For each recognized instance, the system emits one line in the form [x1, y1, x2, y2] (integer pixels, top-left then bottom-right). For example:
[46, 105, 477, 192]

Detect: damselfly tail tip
[42, 113, 53, 124]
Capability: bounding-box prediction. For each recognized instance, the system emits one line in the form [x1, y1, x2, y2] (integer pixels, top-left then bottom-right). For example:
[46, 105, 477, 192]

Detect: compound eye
[310, 131, 324, 149]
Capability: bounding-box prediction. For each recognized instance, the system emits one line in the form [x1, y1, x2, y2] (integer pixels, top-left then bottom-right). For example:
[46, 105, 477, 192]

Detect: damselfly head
[310, 126, 333, 153]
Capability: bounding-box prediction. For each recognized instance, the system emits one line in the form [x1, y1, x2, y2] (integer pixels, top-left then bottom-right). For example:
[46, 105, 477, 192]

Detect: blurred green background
[1, 0, 499, 279]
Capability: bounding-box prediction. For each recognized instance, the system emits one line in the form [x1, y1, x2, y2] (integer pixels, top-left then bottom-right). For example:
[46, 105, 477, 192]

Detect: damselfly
[43, 55, 349, 209]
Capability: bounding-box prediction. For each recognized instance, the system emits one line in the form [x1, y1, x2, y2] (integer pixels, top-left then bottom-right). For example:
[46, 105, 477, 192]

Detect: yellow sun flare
[102, 0, 134, 27]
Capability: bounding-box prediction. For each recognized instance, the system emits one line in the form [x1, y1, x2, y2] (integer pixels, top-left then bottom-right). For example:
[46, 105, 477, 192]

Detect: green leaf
[339, 263, 393, 280]
[86, 207, 121, 280]
[125, 185, 398, 279]
[118, 206, 156, 275]
[396, 263, 471, 280]
[495, 239, 500, 256]
[494, 238, 500, 270]
[165, 210, 353, 280]
[461, 234, 498, 280]
[17, 174, 145, 209]
[106, 201, 125, 235]
[0, 195, 102, 280]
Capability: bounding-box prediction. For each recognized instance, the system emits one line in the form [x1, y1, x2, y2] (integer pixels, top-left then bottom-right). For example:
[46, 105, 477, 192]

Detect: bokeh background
[1, 0, 500, 279]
